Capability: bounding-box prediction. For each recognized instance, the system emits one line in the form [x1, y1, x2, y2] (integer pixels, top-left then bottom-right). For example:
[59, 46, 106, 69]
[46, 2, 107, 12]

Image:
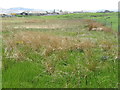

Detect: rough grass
[2, 12, 118, 88]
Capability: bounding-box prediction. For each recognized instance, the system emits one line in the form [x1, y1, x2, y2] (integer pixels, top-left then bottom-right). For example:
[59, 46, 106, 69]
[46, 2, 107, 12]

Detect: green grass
[2, 12, 118, 88]
[25, 12, 118, 31]
[2, 49, 118, 88]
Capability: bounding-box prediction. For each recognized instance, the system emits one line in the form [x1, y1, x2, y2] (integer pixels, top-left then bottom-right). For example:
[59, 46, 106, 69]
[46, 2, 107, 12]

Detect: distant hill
[8, 7, 35, 11]
[0, 7, 44, 14]
[0, 7, 117, 14]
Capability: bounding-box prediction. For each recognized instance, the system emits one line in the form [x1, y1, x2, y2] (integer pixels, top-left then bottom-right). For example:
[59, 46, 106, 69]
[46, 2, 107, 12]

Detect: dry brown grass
[45, 60, 55, 75]
[4, 31, 72, 56]
[84, 19, 112, 32]
[83, 19, 95, 23]
[14, 24, 62, 29]
[88, 22, 112, 32]
[99, 40, 113, 51]
[24, 19, 46, 23]
[2, 18, 84, 32]
[88, 22, 104, 30]
[3, 18, 114, 61]
[4, 31, 96, 59]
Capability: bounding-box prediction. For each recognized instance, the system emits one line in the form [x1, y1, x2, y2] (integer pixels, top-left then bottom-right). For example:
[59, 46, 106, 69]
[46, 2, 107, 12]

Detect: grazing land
[2, 12, 118, 88]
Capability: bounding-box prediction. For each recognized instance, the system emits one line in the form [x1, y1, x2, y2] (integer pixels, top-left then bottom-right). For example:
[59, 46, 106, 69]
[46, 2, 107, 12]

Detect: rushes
[3, 31, 97, 59]
[4, 30, 115, 60]
[3, 31, 73, 59]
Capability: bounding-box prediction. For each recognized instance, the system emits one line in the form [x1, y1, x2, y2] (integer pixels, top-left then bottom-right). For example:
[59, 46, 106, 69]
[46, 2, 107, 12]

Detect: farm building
[73, 11, 84, 13]
[15, 11, 48, 16]
[22, 11, 48, 16]
[15, 10, 70, 16]
[0, 13, 16, 17]
[29, 11, 48, 16]
[20, 12, 28, 15]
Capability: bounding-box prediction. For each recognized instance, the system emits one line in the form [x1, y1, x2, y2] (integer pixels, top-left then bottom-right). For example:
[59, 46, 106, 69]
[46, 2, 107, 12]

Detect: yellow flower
[16, 41, 24, 44]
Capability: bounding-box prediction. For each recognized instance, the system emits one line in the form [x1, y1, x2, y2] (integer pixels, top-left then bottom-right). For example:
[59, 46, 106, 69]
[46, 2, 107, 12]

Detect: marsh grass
[2, 12, 118, 88]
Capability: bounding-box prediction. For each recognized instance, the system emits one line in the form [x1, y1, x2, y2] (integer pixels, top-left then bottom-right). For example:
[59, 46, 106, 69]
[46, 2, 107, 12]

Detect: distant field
[2, 12, 118, 88]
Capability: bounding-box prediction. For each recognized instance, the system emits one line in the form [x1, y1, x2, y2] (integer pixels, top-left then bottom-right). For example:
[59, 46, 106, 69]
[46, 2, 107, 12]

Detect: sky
[0, 0, 119, 11]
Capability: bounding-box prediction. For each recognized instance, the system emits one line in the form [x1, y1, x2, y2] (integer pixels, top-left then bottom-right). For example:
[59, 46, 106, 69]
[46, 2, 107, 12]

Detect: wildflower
[16, 41, 24, 45]
[115, 56, 119, 60]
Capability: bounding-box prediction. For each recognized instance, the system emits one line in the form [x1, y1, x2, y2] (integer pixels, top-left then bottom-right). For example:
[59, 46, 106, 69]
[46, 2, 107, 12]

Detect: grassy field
[2, 12, 118, 88]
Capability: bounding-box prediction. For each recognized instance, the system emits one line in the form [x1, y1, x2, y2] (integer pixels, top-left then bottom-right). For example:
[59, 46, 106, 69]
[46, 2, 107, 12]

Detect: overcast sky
[0, 0, 119, 11]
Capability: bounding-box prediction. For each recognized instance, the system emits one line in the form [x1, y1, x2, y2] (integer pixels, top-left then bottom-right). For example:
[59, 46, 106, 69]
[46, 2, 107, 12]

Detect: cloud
[0, 0, 119, 11]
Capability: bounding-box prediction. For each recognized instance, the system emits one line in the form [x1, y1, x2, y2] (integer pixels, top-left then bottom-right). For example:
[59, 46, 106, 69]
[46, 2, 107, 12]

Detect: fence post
[111, 21, 112, 28]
